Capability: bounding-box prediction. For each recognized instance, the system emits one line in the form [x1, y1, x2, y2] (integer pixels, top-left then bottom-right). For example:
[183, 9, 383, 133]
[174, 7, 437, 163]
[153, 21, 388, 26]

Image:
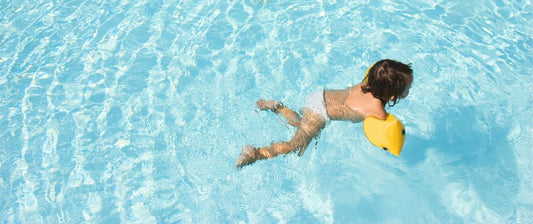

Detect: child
[237, 59, 413, 168]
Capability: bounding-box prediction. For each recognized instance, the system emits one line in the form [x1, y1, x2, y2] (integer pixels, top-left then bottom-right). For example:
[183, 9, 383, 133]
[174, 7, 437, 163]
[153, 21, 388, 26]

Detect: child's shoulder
[345, 85, 387, 120]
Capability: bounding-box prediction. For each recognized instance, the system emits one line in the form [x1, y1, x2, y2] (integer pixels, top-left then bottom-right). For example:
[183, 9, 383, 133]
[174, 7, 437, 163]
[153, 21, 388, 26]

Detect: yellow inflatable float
[362, 63, 406, 156]
[363, 114, 405, 156]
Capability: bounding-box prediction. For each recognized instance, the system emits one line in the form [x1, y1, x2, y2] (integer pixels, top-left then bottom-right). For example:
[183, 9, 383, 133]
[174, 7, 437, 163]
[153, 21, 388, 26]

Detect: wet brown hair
[361, 59, 413, 107]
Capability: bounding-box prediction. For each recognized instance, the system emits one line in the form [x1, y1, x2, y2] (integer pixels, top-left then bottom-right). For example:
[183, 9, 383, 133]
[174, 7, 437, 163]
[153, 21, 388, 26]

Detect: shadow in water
[404, 105, 522, 215]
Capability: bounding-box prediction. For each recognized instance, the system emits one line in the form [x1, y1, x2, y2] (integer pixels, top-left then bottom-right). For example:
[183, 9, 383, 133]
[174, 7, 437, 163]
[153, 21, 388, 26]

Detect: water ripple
[0, 0, 532, 223]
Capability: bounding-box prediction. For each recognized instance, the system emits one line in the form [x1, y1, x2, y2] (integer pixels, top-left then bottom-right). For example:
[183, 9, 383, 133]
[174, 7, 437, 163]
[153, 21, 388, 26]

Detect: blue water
[1, 0, 532, 223]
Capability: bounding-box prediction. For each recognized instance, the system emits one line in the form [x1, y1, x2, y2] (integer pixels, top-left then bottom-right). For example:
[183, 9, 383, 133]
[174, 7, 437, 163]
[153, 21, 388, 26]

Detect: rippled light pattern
[0, 0, 532, 223]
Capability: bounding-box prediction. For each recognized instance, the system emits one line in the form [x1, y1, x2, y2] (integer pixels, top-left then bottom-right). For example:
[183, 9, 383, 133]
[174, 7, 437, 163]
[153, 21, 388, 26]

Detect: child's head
[361, 59, 413, 107]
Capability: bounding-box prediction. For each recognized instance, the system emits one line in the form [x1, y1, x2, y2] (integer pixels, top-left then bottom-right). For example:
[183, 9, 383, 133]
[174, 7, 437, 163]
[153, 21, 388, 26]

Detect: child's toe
[256, 99, 268, 110]
[236, 145, 257, 168]
[256, 99, 279, 111]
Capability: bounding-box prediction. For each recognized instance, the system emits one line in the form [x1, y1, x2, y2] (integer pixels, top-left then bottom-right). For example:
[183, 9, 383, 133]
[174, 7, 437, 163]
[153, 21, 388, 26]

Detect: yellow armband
[363, 113, 405, 156]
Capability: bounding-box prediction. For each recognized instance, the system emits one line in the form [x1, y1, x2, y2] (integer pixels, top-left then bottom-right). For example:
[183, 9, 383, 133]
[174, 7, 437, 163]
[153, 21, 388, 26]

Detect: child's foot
[256, 99, 280, 112]
[236, 145, 258, 168]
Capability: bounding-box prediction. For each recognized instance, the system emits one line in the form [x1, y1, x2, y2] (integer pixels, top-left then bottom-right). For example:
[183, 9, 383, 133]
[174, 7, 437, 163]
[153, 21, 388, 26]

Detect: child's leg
[256, 99, 301, 127]
[294, 109, 327, 156]
[236, 109, 326, 168]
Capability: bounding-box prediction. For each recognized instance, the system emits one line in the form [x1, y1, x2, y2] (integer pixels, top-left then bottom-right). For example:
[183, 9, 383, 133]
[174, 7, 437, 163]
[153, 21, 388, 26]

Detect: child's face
[399, 75, 413, 99]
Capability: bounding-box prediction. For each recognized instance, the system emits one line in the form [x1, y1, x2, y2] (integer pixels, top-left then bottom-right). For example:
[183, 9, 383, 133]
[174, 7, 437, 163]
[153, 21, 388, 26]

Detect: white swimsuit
[304, 88, 330, 122]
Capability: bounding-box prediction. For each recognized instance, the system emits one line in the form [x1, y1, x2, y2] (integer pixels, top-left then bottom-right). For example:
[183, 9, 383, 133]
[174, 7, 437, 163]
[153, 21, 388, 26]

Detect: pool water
[1, 0, 532, 223]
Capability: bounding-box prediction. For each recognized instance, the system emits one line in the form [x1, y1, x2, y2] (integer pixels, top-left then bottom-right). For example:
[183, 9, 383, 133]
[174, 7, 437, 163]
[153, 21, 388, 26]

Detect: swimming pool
[1, 0, 532, 223]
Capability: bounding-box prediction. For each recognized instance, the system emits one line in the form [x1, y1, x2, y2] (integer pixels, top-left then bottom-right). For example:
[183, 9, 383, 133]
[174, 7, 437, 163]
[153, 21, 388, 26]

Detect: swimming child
[236, 59, 413, 168]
